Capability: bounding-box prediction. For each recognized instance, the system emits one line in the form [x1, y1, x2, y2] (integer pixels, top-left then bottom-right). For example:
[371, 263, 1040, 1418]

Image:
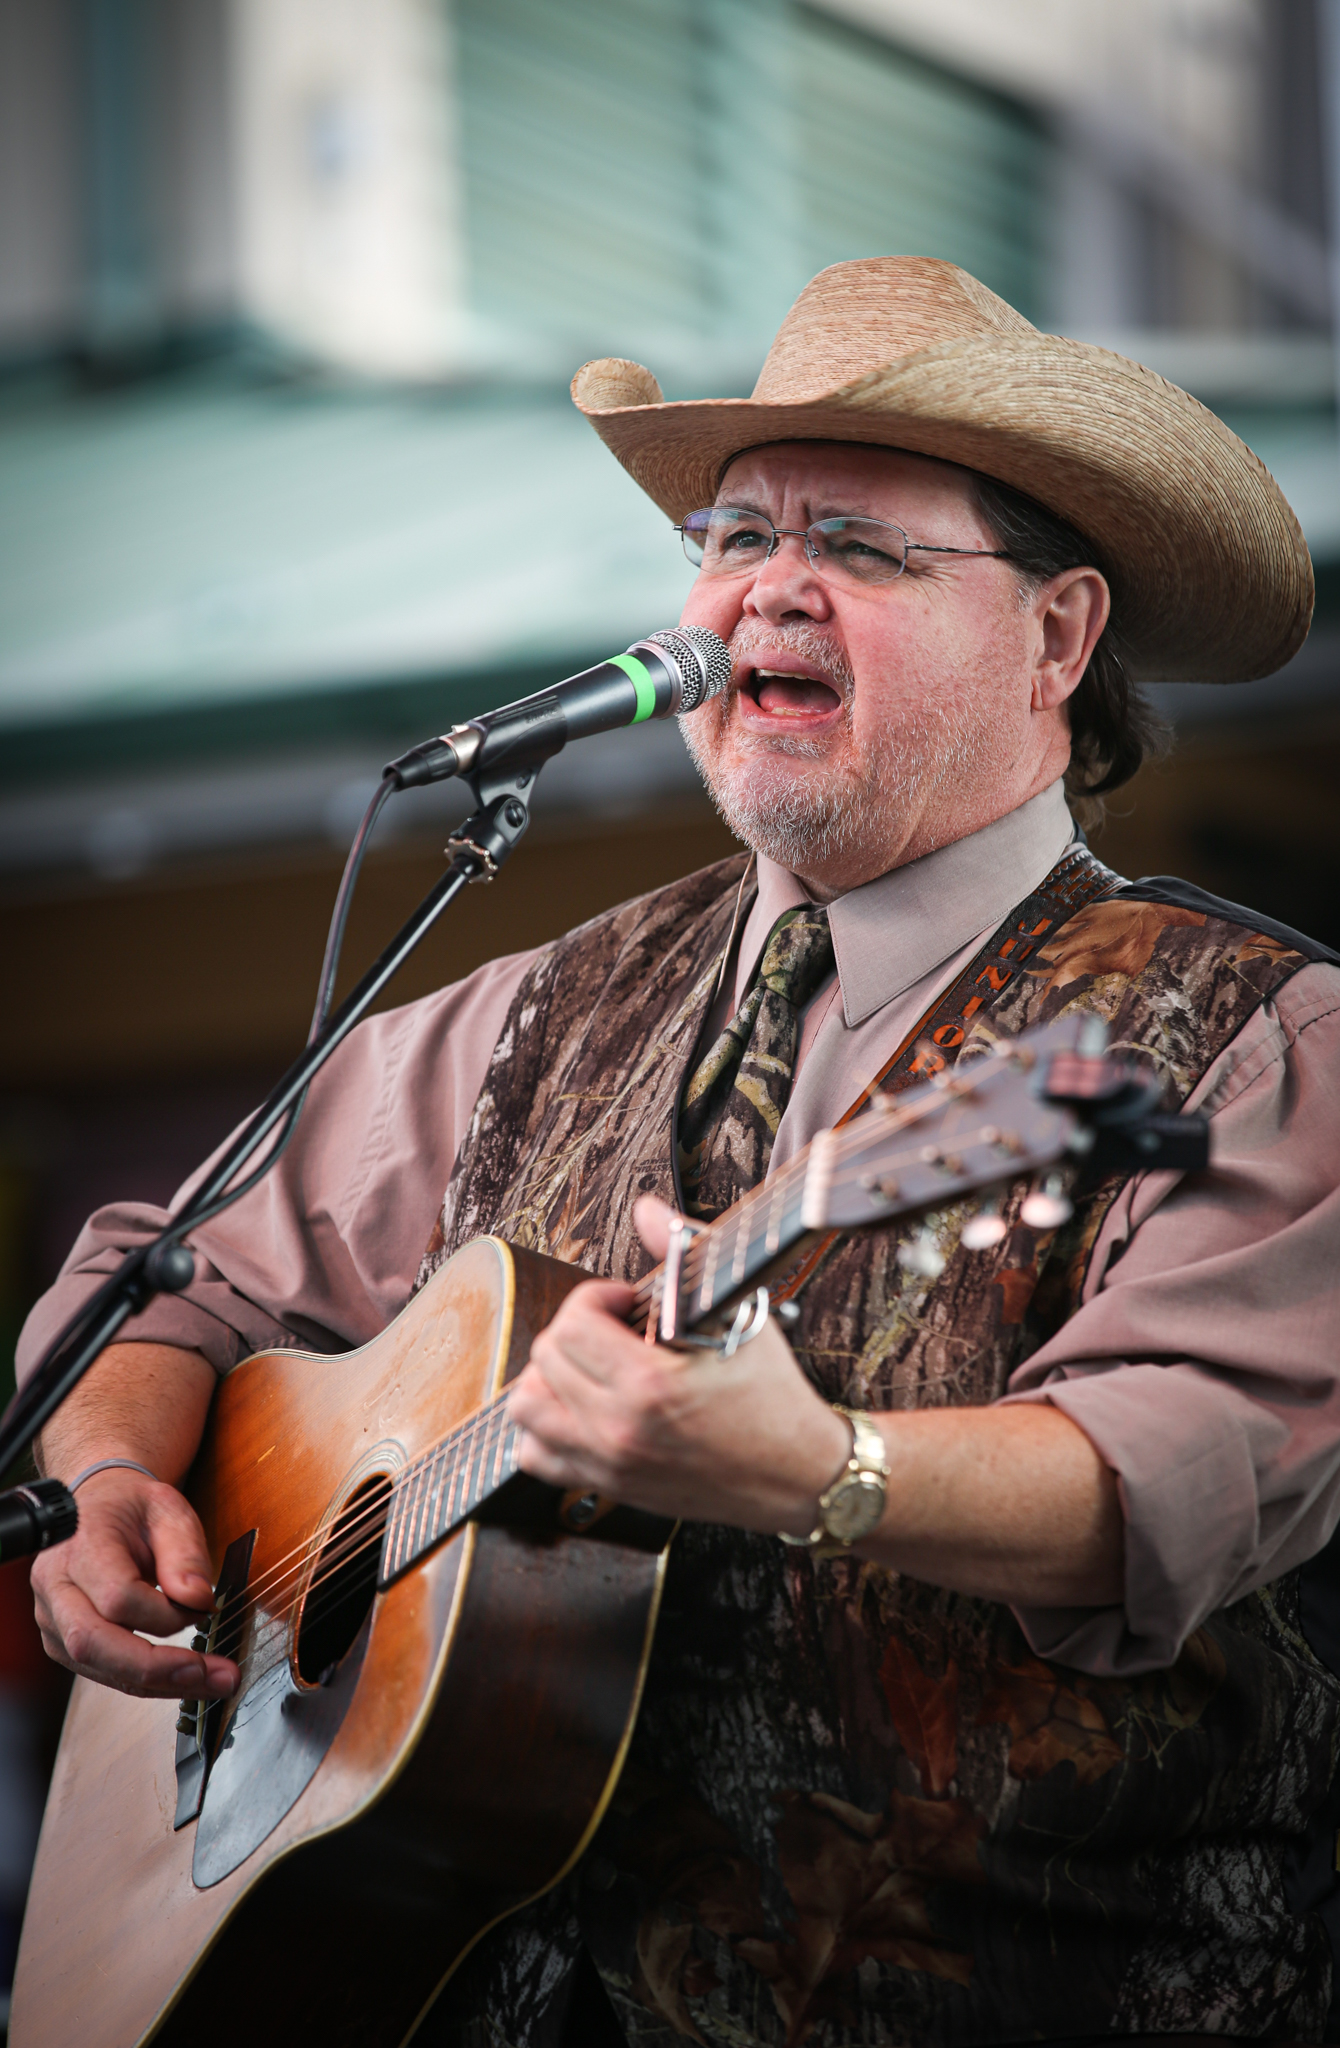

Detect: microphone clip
[444, 760, 537, 885]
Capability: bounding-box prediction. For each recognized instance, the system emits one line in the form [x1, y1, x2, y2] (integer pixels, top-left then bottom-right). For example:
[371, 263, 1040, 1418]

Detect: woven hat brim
[573, 335, 1313, 685]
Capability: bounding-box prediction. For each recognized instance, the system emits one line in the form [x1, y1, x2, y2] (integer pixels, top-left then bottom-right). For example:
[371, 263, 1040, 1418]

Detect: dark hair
[968, 472, 1171, 824]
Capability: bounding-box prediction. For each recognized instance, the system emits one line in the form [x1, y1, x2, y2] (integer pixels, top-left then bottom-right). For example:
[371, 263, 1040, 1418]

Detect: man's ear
[1031, 568, 1110, 711]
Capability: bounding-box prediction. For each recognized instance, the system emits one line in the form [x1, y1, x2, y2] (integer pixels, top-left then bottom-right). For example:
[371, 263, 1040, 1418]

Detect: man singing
[19, 258, 1340, 2046]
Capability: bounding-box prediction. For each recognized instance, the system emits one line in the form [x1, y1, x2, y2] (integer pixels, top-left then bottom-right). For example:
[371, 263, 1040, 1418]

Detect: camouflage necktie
[677, 906, 836, 1220]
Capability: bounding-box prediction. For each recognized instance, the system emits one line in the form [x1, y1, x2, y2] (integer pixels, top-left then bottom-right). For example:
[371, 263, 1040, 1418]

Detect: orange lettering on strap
[932, 1023, 966, 1048]
[962, 995, 984, 1019]
[975, 963, 1012, 992]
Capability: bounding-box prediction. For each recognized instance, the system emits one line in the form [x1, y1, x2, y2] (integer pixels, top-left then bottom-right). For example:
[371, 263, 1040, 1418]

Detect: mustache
[726, 620, 855, 700]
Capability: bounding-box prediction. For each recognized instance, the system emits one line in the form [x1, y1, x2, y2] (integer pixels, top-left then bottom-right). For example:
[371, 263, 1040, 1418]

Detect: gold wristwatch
[780, 1406, 890, 1554]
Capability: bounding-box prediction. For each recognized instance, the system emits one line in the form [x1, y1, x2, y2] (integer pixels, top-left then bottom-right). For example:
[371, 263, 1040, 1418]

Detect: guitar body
[12, 1237, 671, 2048]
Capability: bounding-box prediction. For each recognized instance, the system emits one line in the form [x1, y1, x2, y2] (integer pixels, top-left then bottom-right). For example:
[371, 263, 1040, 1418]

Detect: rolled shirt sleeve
[1004, 961, 1340, 1674]
[15, 950, 534, 1382]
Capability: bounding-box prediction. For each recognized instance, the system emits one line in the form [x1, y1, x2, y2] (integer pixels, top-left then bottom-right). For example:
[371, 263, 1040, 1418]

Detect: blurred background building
[0, 0, 1337, 2016]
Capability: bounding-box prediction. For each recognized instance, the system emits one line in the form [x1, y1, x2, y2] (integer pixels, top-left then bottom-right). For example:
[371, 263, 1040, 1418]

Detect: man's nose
[742, 532, 833, 626]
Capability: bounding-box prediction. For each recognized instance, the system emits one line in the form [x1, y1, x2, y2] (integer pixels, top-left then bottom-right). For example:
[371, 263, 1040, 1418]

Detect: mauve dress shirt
[19, 781, 1340, 1676]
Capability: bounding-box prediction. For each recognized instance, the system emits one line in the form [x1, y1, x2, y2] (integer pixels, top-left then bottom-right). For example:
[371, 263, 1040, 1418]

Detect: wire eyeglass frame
[676, 506, 1011, 586]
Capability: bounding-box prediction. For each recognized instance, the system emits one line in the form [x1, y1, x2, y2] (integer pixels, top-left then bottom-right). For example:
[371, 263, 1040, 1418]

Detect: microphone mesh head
[645, 627, 732, 713]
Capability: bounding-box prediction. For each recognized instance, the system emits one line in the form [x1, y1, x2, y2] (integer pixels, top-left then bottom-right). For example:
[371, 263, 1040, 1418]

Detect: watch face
[823, 1473, 885, 1543]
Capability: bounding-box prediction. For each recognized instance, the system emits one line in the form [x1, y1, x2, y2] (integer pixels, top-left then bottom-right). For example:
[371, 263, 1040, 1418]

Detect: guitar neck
[379, 1391, 521, 1587]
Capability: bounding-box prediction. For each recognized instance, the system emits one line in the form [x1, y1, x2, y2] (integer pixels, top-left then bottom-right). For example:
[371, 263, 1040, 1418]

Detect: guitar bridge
[173, 1528, 256, 1831]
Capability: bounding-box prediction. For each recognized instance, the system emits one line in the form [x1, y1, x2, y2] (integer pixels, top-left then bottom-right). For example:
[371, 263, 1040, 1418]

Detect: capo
[656, 1212, 702, 1345]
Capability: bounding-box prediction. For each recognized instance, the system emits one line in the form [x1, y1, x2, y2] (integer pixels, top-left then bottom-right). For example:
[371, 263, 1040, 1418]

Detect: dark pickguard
[174, 1529, 257, 1831]
[192, 1610, 371, 1889]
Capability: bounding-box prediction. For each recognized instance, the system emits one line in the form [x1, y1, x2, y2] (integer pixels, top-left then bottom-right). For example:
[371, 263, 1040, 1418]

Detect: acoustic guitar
[11, 1015, 1199, 2048]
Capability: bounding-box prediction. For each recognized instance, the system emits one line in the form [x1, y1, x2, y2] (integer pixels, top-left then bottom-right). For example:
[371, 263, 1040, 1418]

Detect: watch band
[779, 1405, 890, 1555]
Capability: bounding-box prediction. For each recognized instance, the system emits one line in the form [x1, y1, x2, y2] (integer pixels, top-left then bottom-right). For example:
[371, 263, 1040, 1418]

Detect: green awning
[0, 367, 696, 788]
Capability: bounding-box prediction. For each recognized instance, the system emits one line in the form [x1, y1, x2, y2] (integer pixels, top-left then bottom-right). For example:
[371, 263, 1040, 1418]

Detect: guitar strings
[215, 1404, 521, 1694]
[204, 1053, 1027, 1689]
[212, 1491, 452, 1698]
[189, 1414, 510, 1696]
[224, 1391, 512, 1620]
[177, 1147, 820, 1696]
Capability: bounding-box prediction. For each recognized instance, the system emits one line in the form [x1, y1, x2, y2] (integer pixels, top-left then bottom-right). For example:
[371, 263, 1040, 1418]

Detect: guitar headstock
[638, 1012, 1211, 1351]
[799, 1013, 1209, 1235]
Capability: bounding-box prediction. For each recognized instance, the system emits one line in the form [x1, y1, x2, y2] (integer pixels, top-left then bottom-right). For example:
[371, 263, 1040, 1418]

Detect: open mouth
[742, 668, 844, 719]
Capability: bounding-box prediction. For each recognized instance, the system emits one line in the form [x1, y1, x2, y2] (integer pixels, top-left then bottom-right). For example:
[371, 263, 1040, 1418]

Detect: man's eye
[720, 525, 768, 552]
[831, 536, 894, 564]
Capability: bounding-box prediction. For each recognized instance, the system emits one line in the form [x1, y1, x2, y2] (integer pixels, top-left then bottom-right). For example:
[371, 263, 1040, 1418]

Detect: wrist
[775, 1405, 853, 1538]
[44, 1439, 162, 1487]
[34, 1343, 215, 1493]
[67, 1457, 162, 1495]
[780, 1406, 891, 1554]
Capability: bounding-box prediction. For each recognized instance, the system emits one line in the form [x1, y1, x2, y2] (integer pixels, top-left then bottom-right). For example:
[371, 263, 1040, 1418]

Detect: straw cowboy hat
[571, 257, 1312, 685]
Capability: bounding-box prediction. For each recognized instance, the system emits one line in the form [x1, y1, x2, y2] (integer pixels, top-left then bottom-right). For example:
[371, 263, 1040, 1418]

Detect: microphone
[386, 626, 732, 790]
[0, 1478, 77, 1564]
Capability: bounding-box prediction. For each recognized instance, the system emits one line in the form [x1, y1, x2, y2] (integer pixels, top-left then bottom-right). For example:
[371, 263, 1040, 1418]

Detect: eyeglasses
[677, 507, 1011, 587]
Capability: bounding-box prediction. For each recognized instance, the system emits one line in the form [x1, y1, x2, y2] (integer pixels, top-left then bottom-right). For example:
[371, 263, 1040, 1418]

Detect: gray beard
[681, 721, 869, 870]
[679, 622, 977, 873]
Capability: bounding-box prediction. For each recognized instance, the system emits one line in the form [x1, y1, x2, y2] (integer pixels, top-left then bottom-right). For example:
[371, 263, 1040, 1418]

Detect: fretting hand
[511, 1195, 1124, 1606]
[508, 1195, 851, 1536]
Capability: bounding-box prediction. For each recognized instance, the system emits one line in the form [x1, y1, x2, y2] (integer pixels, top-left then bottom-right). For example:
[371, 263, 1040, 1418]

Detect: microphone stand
[0, 762, 540, 1497]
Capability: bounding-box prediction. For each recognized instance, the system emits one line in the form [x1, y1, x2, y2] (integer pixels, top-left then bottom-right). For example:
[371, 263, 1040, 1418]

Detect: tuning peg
[1076, 1013, 1109, 1057]
[897, 1226, 946, 1280]
[961, 1203, 1008, 1251]
[1020, 1172, 1073, 1230]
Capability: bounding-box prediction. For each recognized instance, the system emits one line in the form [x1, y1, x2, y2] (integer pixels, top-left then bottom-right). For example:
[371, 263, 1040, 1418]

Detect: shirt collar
[749, 779, 1076, 1027]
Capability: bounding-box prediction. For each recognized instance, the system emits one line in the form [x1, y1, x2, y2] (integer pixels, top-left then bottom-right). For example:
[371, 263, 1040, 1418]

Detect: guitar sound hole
[295, 1475, 391, 1686]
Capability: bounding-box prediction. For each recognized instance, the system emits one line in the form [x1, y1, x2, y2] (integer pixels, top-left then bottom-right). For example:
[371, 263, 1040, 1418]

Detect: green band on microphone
[609, 652, 657, 723]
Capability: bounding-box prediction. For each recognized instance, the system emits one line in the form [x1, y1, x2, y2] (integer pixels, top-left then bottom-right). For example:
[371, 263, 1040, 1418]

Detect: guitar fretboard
[631, 1155, 813, 1338]
[378, 1391, 520, 1587]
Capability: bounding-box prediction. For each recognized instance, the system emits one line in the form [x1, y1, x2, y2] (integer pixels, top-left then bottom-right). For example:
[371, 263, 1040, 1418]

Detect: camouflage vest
[423, 850, 1340, 2048]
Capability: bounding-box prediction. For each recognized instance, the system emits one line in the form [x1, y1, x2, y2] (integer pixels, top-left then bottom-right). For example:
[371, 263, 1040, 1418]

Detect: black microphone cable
[309, 773, 398, 1043]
